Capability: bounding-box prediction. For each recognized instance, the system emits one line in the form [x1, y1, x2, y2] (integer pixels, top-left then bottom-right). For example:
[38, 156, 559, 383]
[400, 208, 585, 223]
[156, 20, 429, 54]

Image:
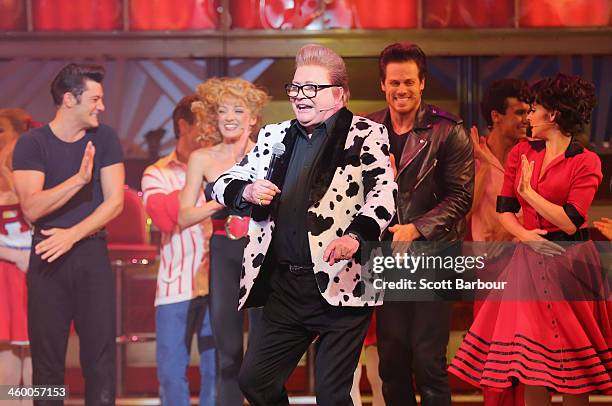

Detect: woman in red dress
[0, 109, 36, 400]
[449, 74, 611, 405]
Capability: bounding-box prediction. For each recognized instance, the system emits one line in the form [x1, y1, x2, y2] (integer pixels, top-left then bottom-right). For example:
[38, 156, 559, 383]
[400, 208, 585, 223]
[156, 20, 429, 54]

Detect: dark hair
[481, 78, 531, 128]
[378, 42, 427, 82]
[172, 95, 198, 139]
[50, 63, 105, 106]
[531, 73, 596, 137]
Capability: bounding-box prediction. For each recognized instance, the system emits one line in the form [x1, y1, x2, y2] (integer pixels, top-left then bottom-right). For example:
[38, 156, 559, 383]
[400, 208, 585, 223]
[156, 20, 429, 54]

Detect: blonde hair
[193, 77, 270, 144]
[295, 44, 350, 104]
[0, 108, 34, 192]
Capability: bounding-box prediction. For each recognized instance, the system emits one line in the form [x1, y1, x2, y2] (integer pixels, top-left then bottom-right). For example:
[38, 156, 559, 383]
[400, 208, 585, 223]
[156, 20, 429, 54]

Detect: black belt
[279, 263, 314, 275]
[544, 228, 589, 242]
[32, 227, 107, 241]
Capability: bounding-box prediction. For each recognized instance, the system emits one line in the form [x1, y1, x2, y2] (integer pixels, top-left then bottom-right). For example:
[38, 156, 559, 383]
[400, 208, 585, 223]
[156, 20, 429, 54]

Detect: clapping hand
[77, 141, 95, 184]
[517, 154, 534, 197]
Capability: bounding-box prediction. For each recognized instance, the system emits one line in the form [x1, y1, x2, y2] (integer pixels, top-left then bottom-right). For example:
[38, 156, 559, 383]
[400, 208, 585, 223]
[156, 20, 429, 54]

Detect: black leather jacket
[368, 103, 474, 241]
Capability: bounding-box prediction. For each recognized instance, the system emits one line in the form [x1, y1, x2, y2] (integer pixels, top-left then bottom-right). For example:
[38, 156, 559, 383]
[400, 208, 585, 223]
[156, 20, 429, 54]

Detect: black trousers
[27, 237, 116, 406]
[377, 301, 452, 406]
[238, 265, 372, 406]
[209, 235, 262, 406]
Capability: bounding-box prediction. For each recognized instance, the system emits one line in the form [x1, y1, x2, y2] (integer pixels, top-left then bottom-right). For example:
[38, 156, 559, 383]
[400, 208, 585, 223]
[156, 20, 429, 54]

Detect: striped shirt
[142, 151, 212, 307]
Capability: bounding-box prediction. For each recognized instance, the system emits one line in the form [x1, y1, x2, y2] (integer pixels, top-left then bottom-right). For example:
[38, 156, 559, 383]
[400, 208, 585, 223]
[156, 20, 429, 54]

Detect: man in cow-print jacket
[211, 44, 397, 406]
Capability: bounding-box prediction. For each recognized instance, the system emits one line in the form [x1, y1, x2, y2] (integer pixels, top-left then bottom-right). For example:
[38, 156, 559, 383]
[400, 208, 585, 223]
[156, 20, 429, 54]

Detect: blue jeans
[156, 296, 216, 406]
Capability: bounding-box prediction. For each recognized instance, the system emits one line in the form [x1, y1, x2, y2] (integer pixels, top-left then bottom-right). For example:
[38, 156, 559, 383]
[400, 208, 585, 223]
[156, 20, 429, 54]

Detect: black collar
[381, 102, 433, 135]
[293, 109, 340, 139]
[528, 139, 584, 158]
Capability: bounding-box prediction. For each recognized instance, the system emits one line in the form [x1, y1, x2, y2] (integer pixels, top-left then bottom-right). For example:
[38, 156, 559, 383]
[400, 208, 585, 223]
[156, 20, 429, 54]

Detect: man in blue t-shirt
[13, 63, 124, 406]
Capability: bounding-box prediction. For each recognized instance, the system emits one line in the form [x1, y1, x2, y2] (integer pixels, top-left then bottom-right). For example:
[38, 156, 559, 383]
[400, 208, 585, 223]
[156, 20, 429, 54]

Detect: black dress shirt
[272, 111, 340, 266]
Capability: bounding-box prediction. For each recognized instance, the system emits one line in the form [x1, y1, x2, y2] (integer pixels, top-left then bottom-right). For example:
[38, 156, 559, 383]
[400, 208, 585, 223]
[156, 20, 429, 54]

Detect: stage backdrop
[1, 0, 610, 31]
[0, 55, 609, 159]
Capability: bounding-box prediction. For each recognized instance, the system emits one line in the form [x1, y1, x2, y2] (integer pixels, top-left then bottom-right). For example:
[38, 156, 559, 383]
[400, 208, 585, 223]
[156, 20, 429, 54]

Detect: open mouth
[295, 103, 313, 111]
[223, 124, 239, 131]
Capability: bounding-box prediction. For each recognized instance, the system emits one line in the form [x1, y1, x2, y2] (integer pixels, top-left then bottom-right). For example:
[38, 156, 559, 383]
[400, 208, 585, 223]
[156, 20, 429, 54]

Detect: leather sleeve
[413, 123, 474, 240]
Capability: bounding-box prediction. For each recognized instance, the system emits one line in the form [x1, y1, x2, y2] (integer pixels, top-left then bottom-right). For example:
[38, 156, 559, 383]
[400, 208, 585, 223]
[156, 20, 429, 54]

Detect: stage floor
[61, 394, 612, 405]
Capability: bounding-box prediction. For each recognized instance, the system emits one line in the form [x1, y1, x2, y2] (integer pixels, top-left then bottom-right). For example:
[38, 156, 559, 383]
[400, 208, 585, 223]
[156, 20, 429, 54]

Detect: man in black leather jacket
[368, 42, 474, 406]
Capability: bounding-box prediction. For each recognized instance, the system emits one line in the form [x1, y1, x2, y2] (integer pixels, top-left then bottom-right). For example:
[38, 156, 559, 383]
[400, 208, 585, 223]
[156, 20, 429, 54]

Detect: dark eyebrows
[388, 79, 417, 84]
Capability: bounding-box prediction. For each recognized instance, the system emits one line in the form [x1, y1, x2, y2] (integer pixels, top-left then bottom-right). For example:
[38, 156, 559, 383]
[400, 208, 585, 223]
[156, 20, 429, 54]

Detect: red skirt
[449, 242, 612, 394]
[0, 260, 28, 343]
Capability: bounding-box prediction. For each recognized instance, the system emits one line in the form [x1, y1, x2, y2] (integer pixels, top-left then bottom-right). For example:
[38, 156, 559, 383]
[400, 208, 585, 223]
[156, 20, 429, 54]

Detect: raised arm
[34, 162, 125, 262]
[517, 153, 601, 235]
[14, 141, 95, 223]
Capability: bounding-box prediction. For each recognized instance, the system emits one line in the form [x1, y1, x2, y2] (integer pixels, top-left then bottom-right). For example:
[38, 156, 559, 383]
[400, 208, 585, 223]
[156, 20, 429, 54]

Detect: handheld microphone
[265, 142, 286, 182]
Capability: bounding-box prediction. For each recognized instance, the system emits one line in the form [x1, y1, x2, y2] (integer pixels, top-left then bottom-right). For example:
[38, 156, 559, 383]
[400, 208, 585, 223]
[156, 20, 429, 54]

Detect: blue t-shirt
[12, 124, 124, 229]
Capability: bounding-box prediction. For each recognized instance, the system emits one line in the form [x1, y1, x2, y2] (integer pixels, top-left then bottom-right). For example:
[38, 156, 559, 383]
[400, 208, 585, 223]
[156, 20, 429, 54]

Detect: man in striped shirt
[142, 95, 222, 406]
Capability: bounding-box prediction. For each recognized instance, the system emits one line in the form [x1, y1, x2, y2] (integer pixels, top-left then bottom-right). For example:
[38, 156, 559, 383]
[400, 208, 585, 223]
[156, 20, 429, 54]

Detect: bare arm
[71, 162, 125, 239]
[521, 191, 576, 235]
[13, 141, 95, 223]
[517, 155, 576, 235]
[34, 162, 125, 262]
[178, 151, 222, 229]
[0, 246, 29, 272]
[498, 212, 532, 240]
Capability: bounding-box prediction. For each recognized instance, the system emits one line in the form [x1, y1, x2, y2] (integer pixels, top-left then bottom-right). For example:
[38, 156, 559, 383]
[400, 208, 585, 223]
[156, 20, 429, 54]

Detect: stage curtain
[423, 0, 514, 28]
[33, 0, 123, 31]
[130, 0, 218, 30]
[0, 0, 26, 31]
[519, 0, 611, 27]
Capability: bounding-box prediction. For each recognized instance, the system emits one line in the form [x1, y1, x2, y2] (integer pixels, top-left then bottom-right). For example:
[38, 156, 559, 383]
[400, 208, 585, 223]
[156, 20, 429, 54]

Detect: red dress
[0, 203, 30, 344]
[449, 140, 612, 394]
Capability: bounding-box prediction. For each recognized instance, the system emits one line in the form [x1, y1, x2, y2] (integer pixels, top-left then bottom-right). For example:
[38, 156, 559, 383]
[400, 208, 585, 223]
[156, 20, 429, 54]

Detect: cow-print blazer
[212, 107, 397, 309]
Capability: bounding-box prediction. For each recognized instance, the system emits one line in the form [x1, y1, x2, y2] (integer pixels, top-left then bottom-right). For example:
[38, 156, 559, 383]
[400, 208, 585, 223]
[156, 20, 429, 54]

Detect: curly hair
[530, 73, 596, 137]
[0, 108, 35, 191]
[481, 78, 531, 128]
[193, 77, 270, 144]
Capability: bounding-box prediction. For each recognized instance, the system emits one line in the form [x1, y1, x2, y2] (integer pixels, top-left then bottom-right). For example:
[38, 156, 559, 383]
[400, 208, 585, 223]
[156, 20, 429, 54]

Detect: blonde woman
[179, 77, 269, 406]
[0, 108, 36, 406]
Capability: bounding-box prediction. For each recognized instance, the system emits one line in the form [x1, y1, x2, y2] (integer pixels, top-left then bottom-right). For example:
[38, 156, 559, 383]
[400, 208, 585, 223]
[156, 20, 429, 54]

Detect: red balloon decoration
[230, 0, 353, 30]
